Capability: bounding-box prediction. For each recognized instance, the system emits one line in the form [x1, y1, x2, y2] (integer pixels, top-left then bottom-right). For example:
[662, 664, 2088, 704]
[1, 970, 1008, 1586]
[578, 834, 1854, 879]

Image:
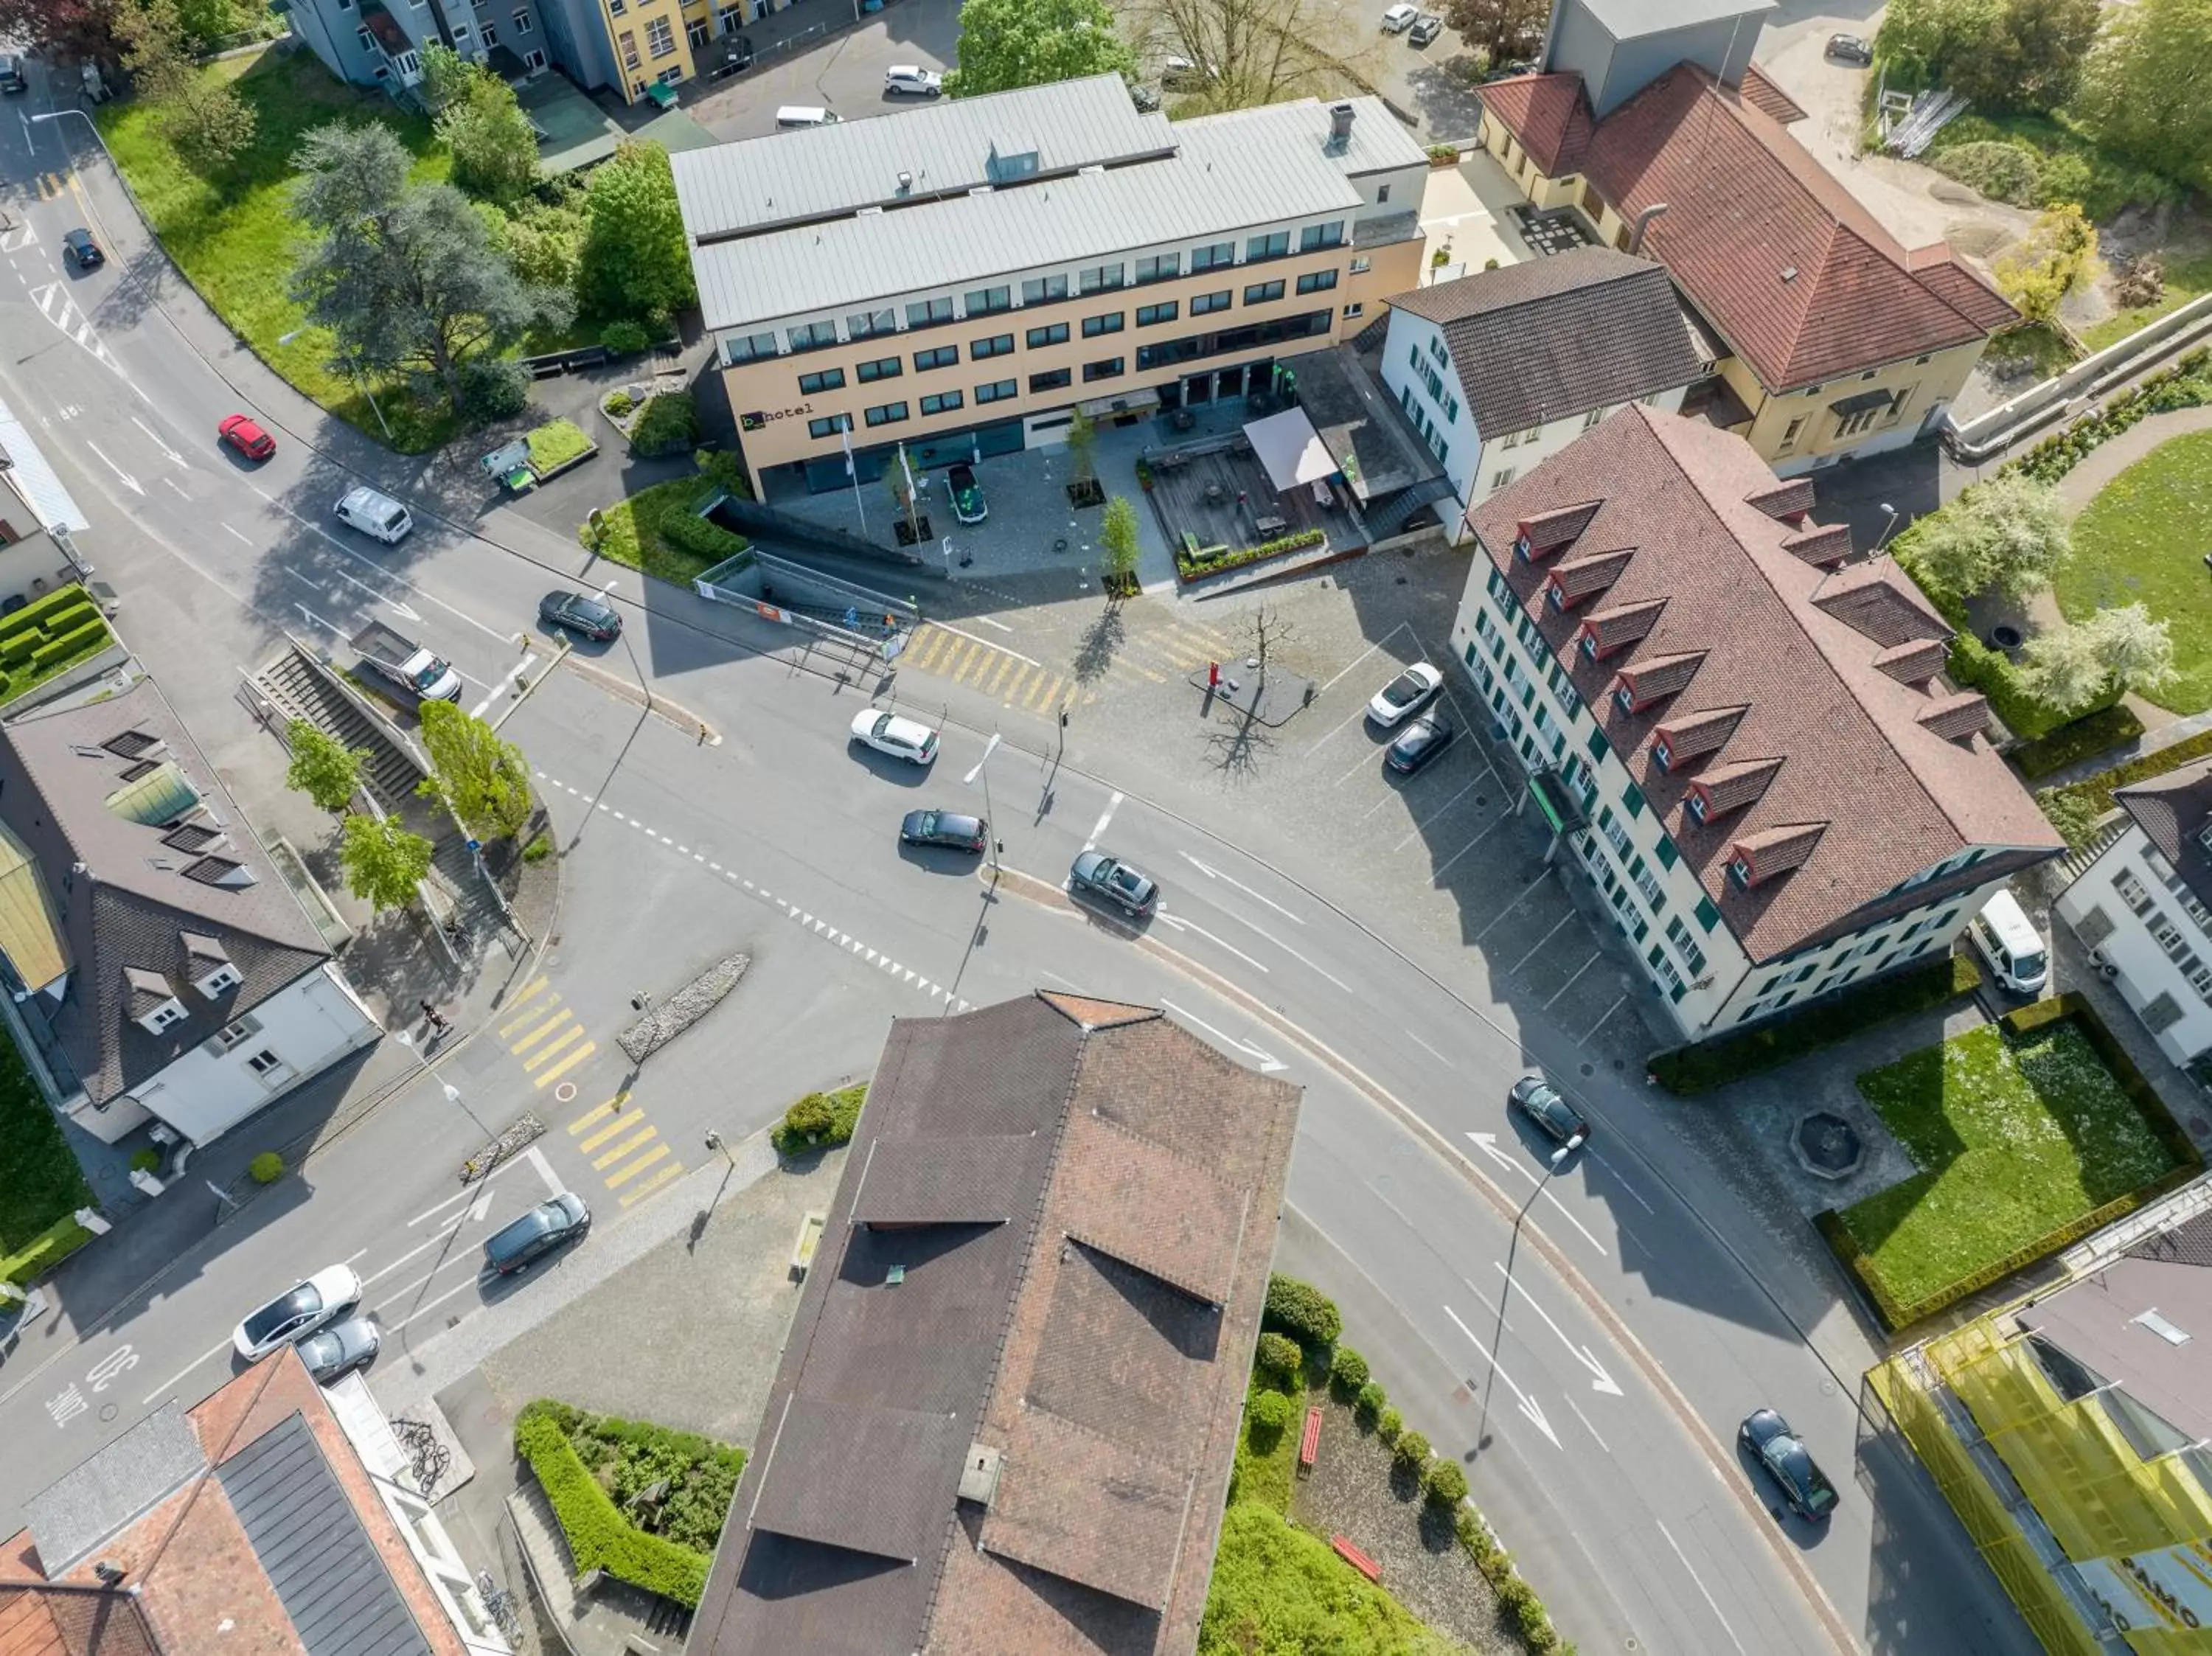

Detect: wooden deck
[1146, 442, 1362, 552]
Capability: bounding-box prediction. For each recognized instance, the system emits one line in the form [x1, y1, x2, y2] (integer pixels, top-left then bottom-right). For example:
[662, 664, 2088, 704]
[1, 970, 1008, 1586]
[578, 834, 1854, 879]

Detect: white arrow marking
[1158, 999, 1287, 1073]
[1195, 901, 1350, 991]
[130, 416, 186, 466]
[1466, 1133, 1609, 1257]
[161, 477, 189, 499]
[1155, 909, 1270, 974]
[1178, 852, 1307, 922]
[84, 442, 142, 495]
[1442, 1304, 1559, 1450]
[1490, 1262, 1623, 1396]
[333, 569, 422, 622]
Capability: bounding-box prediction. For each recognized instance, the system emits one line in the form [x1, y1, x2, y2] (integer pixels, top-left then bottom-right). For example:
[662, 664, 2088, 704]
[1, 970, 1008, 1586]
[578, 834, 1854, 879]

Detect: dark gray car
[1071, 850, 1158, 915]
[1740, 1408, 1839, 1520]
[484, 1192, 591, 1276]
[1509, 1072, 1589, 1148]
[296, 1316, 381, 1384]
[540, 589, 622, 641]
[900, 809, 988, 851]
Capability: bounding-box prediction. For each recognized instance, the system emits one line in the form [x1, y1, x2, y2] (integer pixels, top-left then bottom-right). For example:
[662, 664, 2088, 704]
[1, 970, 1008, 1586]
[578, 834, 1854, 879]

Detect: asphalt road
[0, 50, 2039, 1656]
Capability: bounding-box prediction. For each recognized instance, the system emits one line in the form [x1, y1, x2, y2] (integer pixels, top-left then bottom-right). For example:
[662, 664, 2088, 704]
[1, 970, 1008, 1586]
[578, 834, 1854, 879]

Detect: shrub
[771, 1085, 865, 1155]
[248, 1152, 284, 1185]
[1174, 527, 1326, 582]
[515, 1406, 712, 1606]
[458, 355, 530, 424]
[2040, 724, 2212, 848]
[600, 319, 651, 355]
[1375, 1406, 1403, 1445]
[630, 392, 699, 456]
[0, 1214, 95, 1291]
[1423, 1458, 1469, 1508]
[605, 389, 637, 419]
[1328, 1343, 1369, 1398]
[525, 418, 595, 476]
[1932, 139, 2042, 205]
[1255, 1332, 1302, 1382]
[2010, 703, 2144, 781]
[1262, 1273, 1342, 1349]
[1245, 1388, 1294, 1445]
[129, 1148, 161, 1175]
[522, 832, 552, 863]
[1391, 1428, 1431, 1470]
[658, 508, 747, 565]
[1353, 1380, 1385, 1424]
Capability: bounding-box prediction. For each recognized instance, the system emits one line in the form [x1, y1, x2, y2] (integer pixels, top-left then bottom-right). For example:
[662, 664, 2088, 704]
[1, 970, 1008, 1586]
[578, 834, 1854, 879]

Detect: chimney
[1329, 102, 1355, 143]
[1627, 202, 1669, 256]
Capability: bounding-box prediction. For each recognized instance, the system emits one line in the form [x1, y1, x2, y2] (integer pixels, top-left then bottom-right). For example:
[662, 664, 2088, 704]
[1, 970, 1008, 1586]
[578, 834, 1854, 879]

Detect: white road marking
[1404, 1027, 1452, 1066]
[160, 476, 189, 498]
[1585, 1147, 1658, 1215]
[1578, 994, 1628, 1046]
[470, 652, 537, 720]
[130, 415, 185, 465]
[1081, 790, 1123, 852]
[83, 441, 142, 495]
[1428, 812, 1513, 880]
[927, 618, 1040, 665]
[361, 1212, 472, 1288]
[251, 484, 509, 641]
[969, 613, 1014, 632]
[1317, 624, 1411, 694]
[1489, 1262, 1623, 1395]
[1655, 1520, 1747, 1656]
[1441, 1304, 1559, 1450]
[141, 1335, 234, 1406]
[376, 1269, 488, 1334]
[1330, 744, 1381, 789]
[221, 518, 256, 541]
[1472, 870, 1553, 944]
[1302, 696, 1381, 759]
[1565, 1394, 1611, 1453]
[1466, 1133, 1609, 1257]
[333, 569, 422, 623]
[1509, 912, 1578, 975]
[1177, 852, 1305, 922]
[524, 1145, 563, 1197]
[1540, 950, 1601, 1011]
[1201, 903, 1349, 991]
[1156, 909, 1270, 975]
[1158, 998, 1286, 1072]
[1393, 774, 1486, 852]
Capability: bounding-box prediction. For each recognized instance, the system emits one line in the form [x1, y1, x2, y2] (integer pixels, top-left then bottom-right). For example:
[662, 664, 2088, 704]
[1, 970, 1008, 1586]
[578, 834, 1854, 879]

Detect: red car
[219, 413, 276, 462]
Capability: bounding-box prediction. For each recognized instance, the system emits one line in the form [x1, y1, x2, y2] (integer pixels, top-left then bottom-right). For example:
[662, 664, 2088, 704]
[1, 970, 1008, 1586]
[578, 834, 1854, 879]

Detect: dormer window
[1614, 682, 1637, 714]
[142, 999, 187, 1035]
[1728, 855, 1752, 888]
[2197, 823, 2212, 857]
[1513, 533, 1531, 562]
[1579, 630, 1598, 661]
[195, 963, 243, 1000]
[1545, 580, 1564, 610]
[1688, 793, 1709, 824]
[1652, 739, 1672, 772]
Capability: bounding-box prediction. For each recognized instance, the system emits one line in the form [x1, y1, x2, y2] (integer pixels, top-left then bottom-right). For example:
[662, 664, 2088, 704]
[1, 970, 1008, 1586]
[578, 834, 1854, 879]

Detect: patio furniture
[1311, 479, 1335, 508]
[1253, 513, 1289, 537]
[1204, 481, 1225, 506]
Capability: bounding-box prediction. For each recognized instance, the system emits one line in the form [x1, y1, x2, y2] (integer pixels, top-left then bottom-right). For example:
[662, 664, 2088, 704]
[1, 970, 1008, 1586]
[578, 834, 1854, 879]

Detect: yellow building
[1873, 1189, 2212, 1655]
[671, 77, 1429, 498]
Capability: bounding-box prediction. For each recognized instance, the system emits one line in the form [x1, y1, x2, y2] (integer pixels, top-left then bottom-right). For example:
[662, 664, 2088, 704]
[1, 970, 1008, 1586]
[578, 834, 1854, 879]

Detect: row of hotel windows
[731, 239, 1360, 363]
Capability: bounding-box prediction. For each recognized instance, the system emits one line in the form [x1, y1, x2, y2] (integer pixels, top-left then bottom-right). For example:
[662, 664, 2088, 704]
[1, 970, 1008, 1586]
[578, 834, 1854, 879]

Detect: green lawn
[2053, 429, 2212, 714]
[0, 1042, 93, 1289]
[1200, 1503, 1462, 1656]
[95, 49, 458, 451]
[1834, 1022, 2180, 1316]
[2080, 248, 2212, 356]
[582, 470, 745, 586]
[526, 419, 596, 475]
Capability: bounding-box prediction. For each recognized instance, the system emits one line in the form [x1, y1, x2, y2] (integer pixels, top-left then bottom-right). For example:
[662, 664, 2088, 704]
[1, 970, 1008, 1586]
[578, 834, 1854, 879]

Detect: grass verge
[581, 470, 748, 586]
[0, 1042, 93, 1287]
[1921, 110, 2183, 224]
[2008, 703, 2144, 782]
[526, 419, 595, 476]
[2080, 248, 2212, 356]
[1200, 1503, 1461, 1656]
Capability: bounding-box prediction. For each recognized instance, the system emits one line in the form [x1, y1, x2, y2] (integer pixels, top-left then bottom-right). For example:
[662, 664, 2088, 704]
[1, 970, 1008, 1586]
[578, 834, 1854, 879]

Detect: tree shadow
[1070, 602, 1125, 686]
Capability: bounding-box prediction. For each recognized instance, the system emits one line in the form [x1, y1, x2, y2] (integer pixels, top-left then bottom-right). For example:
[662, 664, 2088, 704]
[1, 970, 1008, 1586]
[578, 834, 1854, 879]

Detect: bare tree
[1135, 0, 1377, 111]
[1241, 603, 1293, 685]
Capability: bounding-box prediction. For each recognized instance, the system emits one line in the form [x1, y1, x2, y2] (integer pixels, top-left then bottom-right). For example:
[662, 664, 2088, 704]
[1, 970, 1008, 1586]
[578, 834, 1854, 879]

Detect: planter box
[530, 441, 599, 485]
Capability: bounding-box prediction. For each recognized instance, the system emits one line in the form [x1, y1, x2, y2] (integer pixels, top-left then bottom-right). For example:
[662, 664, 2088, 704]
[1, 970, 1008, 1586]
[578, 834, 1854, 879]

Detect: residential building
[1873, 1185, 2212, 1655]
[2056, 756, 2212, 1071]
[673, 77, 1428, 498]
[1377, 247, 1706, 537]
[0, 677, 380, 1149]
[282, 0, 703, 105]
[1451, 406, 2062, 1040]
[1476, 0, 2015, 474]
[0, 1348, 488, 1655]
[689, 989, 1302, 1655]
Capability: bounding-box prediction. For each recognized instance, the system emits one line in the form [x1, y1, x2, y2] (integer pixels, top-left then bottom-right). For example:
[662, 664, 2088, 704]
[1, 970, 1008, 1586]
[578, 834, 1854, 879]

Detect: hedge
[1174, 527, 1326, 582]
[515, 1405, 713, 1607]
[0, 1213, 94, 1291]
[2008, 347, 2212, 486]
[630, 393, 700, 457]
[33, 620, 109, 671]
[2039, 725, 2212, 849]
[1328, 1344, 1369, 1397]
[1648, 953, 1983, 1094]
[1255, 1331, 1302, 1381]
[1262, 1272, 1343, 1349]
[770, 1084, 865, 1155]
[1945, 627, 2121, 743]
[2009, 703, 2145, 781]
[658, 508, 748, 565]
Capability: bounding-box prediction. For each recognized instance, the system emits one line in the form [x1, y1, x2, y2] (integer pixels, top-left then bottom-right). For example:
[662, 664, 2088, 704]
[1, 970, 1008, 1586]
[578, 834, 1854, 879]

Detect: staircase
[249, 645, 427, 812]
[1359, 475, 1458, 542]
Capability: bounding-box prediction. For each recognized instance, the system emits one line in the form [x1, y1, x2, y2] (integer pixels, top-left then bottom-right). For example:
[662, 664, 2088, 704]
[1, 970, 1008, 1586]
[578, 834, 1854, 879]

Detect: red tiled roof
[1738, 63, 1807, 125]
[1468, 408, 2062, 959]
[1563, 64, 2014, 388]
[1478, 72, 1595, 175]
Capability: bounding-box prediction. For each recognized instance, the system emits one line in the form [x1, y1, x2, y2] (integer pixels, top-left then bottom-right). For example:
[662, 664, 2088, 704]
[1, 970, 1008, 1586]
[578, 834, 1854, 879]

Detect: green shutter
[1695, 897, 1720, 933]
[1587, 728, 1608, 760]
[1657, 836, 1678, 869]
[1623, 781, 1645, 818]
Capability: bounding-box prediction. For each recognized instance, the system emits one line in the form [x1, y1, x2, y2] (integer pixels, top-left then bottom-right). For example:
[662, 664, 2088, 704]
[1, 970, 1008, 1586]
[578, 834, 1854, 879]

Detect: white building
[0, 678, 380, 1147]
[2055, 757, 2212, 1069]
[1451, 405, 2064, 1041]
[1377, 246, 1707, 539]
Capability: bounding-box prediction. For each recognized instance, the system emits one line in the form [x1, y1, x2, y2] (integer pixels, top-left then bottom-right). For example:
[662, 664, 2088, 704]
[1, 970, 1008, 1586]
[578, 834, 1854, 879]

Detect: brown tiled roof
[1810, 560, 1952, 648]
[1619, 649, 1705, 703]
[1573, 65, 2014, 389]
[1654, 705, 1747, 765]
[1693, 755, 1785, 817]
[1873, 638, 1950, 685]
[1549, 546, 1633, 603]
[1478, 72, 1594, 175]
[1778, 523, 1854, 567]
[695, 992, 1301, 1656]
[1584, 597, 1666, 653]
[1916, 691, 1992, 743]
[1520, 501, 1603, 554]
[0, 1587, 159, 1656]
[1745, 477, 1816, 520]
[848, 1135, 1040, 1224]
[1738, 63, 1808, 125]
[1468, 407, 2062, 959]
[2115, 755, 2212, 914]
[1733, 821, 1828, 880]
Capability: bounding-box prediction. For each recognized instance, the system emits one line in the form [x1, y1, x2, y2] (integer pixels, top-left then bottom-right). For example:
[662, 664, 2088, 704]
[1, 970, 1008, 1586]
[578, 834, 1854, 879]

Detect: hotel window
[856, 355, 902, 382]
[807, 414, 852, 438]
[608, 0, 625, 10]
[847, 307, 895, 338]
[1079, 262, 1125, 293]
[1082, 357, 1124, 382]
[970, 333, 1014, 358]
[907, 296, 953, 328]
[725, 330, 775, 363]
[920, 390, 964, 416]
[1343, 302, 1365, 319]
[797, 367, 845, 394]
[1245, 280, 1285, 305]
[1350, 256, 1371, 274]
[1022, 274, 1069, 305]
[1192, 290, 1231, 316]
[864, 401, 908, 427]
[1030, 367, 1072, 393]
[686, 16, 708, 47]
[1082, 312, 1124, 337]
[913, 344, 959, 372]
[1298, 222, 1344, 252]
[1489, 467, 1516, 490]
[975, 379, 1018, 403]
[1246, 231, 1291, 261]
[1190, 240, 1234, 271]
[1296, 268, 1338, 295]
[1135, 253, 1180, 283]
[1136, 302, 1178, 326]
[1026, 322, 1069, 348]
[964, 285, 1012, 316]
[646, 15, 675, 55]
[786, 319, 836, 352]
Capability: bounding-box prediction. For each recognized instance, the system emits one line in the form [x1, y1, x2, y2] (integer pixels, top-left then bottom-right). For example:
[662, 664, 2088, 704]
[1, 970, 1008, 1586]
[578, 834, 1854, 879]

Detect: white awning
[1242, 407, 1335, 491]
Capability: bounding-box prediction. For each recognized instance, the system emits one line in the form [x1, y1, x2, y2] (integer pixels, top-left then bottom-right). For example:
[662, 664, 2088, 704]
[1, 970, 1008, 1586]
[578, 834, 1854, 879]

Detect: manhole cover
[100, 1403, 117, 1422]
[1475, 796, 1487, 806]
[1579, 1063, 1595, 1077]
[555, 1082, 579, 1103]
[1612, 1058, 1625, 1071]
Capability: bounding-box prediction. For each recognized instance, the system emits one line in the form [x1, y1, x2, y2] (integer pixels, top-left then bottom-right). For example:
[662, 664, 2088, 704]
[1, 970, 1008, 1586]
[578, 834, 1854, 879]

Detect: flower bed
[524, 419, 597, 481]
[2008, 347, 2212, 485]
[1175, 527, 1326, 583]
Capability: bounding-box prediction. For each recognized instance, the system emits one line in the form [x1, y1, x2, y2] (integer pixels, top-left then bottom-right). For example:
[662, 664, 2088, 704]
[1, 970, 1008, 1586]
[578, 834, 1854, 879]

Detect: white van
[776, 105, 840, 128]
[1969, 890, 2048, 995]
[335, 486, 414, 545]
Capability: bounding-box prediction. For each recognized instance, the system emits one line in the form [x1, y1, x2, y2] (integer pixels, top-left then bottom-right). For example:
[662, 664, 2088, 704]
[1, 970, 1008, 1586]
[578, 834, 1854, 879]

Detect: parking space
[686, 0, 961, 138]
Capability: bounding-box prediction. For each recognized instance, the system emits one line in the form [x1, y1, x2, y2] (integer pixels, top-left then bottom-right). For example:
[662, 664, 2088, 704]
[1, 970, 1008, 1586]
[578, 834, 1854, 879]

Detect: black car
[61, 229, 102, 270]
[1826, 32, 1873, 63]
[1385, 714, 1455, 773]
[707, 33, 754, 78]
[1739, 1409, 1840, 1521]
[0, 55, 27, 94]
[484, 1192, 591, 1276]
[900, 809, 988, 852]
[1508, 1073, 1589, 1149]
[540, 589, 622, 641]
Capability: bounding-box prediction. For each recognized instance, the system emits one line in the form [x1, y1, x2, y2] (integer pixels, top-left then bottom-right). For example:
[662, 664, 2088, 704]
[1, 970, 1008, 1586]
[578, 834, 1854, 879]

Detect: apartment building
[1475, 0, 2015, 475]
[285, 0, 704, 104]
[672, 76, 1429, 497]
[2056, 757, 2212, 1072]
[1452, 405, 2062, 1041]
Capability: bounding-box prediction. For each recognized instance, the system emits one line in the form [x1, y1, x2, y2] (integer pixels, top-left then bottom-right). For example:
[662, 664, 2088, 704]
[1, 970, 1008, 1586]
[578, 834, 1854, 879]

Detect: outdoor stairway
[1359, 475, 1458, 541]
[250, 644, 427, 812]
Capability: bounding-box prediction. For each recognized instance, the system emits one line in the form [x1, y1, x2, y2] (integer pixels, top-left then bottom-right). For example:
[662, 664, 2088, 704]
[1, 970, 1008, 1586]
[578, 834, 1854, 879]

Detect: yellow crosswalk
[564, 1088, 685, 1204]
[899, 616, 1237, 709]
[493, 975, 599, 1090]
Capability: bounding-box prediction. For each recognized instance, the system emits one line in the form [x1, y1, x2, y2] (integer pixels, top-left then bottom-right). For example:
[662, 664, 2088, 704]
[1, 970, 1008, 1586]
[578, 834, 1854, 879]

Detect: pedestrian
[420, 1000, 450, 1035]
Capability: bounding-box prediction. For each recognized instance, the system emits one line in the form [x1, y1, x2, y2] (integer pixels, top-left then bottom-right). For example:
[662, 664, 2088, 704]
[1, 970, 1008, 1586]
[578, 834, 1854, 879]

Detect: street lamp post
[1478, 1140, 1575, 1447]
[704, 1130, 736, 1170]
[1874, 501, 1902, 553]
[277, 326, 393, 441]
[394, 1028, 493, 1139]
[963, 732, 1003, 877]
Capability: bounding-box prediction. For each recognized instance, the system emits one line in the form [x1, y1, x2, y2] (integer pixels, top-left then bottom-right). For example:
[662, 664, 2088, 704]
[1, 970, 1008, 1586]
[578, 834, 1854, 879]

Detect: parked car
[540, 589, 622, 642]
[776, 105, 841, 128]
[1161, 55, 1214, 88]
[1409, 13, 1444, 44]
[218, 413, 276, 462]
[296, 1316, 381, 1385]
[1368, 661, 1441, 727]
[232, 1265, 364, 1360]
[947, 462, 987, 525]
[706, 33, 754, 78]
[1071, 850, 1158, 916]
[0, 55, 28, 94]
[1381, 3, 1418, 29]
[1826, 32, 1873, 63]
[900, 809, 988, 852]
[484, 1193, 591, 1276]
[1508, 1072, 1589, 1149]
[334, 485, 413, 545]
[849, 709, 939, 765]
[885, 65, 943, 97]
[1739, 1409, 1840, 1521]
[1385, 714, 1455, 774]
[61, 228, 102, 270]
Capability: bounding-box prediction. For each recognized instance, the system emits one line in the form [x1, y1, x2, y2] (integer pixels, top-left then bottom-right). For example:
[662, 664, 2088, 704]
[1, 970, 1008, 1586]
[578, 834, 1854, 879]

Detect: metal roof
[23, 1402, 205, 1575]
[216, 1410, 435, 1656]
[681, 89, 1425, 333]
[1576, 0, 1775, 37]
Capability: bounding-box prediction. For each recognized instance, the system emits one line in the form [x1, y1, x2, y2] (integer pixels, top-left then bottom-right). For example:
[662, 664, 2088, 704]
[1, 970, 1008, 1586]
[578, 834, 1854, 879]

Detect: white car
[884, 65, 943, 97]
[1382, 4, 1419, 31]
[1368, 661, 1443, 727]
[850, 709, 940, 765]
[232, 1264, 364, 1361]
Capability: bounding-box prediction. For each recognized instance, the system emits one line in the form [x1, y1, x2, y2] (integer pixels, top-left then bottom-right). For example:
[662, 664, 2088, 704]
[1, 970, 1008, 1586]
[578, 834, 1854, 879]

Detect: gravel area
[1290, 1394, 1522, 1655]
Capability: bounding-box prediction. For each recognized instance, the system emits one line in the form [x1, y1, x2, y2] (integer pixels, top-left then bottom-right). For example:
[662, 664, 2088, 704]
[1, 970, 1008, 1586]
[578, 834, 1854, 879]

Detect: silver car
[296, 1316, 382, 1384]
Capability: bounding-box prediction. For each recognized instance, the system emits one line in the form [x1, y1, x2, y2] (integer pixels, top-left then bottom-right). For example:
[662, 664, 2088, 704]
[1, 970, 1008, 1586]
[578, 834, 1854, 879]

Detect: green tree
[2076, 0, 2212, 195]
[945, 0, 1135, 96]
[580, 142, 695, 323]
[1065, 409, 1096, 483]
[2082, 602, 2175, 692]
[497, 201, 587, 295]
[339, 814, 434, 911]
[416, 699, 533, 841]
[1901, 473, 2070, 600]
[284, 721, 370, 813]
[1099, 495, 1141, 589]
[290, 122, 568, 416]
[2015, 605, 2172, 713]
[434, 52, 541, 206]
[113, 0, 257, 167]
[1441, 0, 1548, 67]
[1994, 203, 2099, 327]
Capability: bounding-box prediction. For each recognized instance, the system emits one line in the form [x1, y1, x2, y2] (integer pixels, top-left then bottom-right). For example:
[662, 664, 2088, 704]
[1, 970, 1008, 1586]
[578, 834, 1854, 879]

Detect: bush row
[2008, 348, 2212, 487]
[0, 1213, 94, 1292]
[1174, 528, 1327, 582]
[2008, 703, 2145, 781]
[0, 588, 97, 649]
[630, 392, 700, 457]
[32, 619, 110, 673]
[1648, 954, 1981, 1094]
[2039, 723, 2212, 849]
[658, 507, 748, 566]
[514, 1403, 713, 1607]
